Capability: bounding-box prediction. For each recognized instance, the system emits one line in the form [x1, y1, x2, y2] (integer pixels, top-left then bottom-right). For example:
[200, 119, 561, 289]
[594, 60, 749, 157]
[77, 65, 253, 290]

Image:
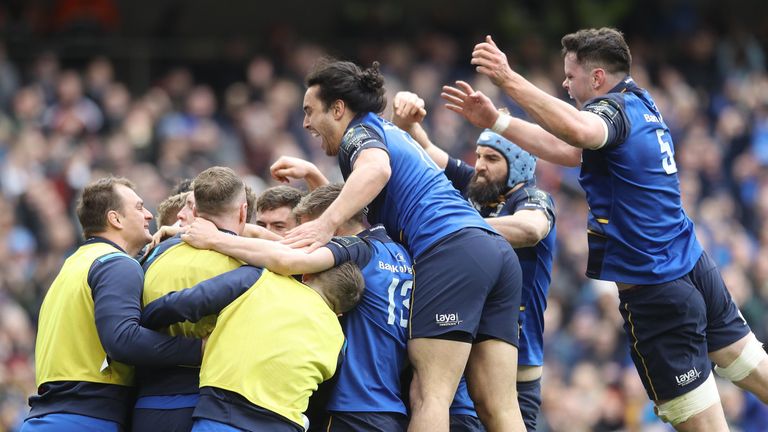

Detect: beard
[466, 173, 507, 206]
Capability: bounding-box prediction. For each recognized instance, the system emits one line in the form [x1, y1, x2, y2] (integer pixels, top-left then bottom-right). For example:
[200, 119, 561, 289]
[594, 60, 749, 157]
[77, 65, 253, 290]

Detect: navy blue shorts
[132, 407, 194, 432]
[409, 228, 522, 346]
[326, 412, 407, 432]
[618, 251, 750, 401]
[517, 378, 541, 432]
[449, 414, 485, 432]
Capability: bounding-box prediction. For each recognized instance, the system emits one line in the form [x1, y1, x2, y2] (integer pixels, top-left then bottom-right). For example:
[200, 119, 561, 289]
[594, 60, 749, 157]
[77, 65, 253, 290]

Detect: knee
[655, 373, 720, 426]
[714, 336, 768, 383]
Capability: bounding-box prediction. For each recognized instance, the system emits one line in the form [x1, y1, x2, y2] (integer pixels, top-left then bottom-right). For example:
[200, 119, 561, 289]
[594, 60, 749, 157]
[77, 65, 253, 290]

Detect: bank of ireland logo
[435, 312, 462, 327]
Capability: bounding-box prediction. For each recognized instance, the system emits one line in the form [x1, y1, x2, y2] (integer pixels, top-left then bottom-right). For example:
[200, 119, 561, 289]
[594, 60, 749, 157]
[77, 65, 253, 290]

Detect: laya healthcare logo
[675, 367, 701, 387]
[435, 313, 462, 327]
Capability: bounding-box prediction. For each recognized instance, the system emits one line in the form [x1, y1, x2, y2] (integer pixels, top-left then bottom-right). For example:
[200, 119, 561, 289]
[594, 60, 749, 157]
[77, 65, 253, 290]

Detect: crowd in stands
[1, 25, 768, 431]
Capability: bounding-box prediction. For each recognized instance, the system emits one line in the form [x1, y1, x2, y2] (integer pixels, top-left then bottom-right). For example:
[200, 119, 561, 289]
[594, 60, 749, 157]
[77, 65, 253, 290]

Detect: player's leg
[406, 230, 496, 432]
[516, 378, 542, 432]
[465, 233, 525, 432]
[692, 251, 768, 402]
[710, 333, 768, 402]
[617, 266, 728, 431]
[465, 339, 524, 432]
[408, 338, 471, 432]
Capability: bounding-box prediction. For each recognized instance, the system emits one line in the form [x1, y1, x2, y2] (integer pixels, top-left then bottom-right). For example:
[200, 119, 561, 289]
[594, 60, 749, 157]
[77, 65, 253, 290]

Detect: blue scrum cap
[476, 129, 536, 188]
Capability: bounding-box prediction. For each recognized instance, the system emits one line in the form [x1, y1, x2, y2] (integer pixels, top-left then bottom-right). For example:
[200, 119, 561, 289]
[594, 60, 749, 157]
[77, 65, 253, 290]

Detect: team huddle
[22, 27, 768, 432]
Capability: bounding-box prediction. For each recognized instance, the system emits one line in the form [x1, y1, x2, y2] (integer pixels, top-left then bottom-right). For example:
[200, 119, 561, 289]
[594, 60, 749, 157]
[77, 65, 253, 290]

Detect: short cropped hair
[245, 185, 257, 223]
[561, 27, 631, 75]
[77, 177, 135, 238]
[256, 185, 303, 215]
[293, 183, 364, 225]
[313, 261, 365, 314]
[192, 166, 245, 218]
[156, 192, 188, 227]
[305, 57, 386, 114]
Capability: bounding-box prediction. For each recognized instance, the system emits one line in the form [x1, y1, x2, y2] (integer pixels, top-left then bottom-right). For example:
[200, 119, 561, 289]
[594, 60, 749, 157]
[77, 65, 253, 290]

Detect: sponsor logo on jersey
[378, 261, 413, 274]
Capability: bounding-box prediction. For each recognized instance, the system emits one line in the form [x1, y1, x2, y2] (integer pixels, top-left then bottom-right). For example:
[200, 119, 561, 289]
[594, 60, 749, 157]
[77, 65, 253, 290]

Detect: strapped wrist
[491, 112, 511, 135]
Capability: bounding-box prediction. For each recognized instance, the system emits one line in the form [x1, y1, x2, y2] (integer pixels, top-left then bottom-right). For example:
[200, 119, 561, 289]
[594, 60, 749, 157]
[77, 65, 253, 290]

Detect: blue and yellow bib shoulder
[143, 240, 243, 338]
[35, 241, 136, 387]
[200, 270, 343, 427]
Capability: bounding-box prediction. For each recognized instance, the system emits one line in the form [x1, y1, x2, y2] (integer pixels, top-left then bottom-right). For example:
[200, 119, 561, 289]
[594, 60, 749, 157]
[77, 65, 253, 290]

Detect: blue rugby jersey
[579, 76, 702, 284]
[325, 225, 412, 414]
[338, 113, 493, 258]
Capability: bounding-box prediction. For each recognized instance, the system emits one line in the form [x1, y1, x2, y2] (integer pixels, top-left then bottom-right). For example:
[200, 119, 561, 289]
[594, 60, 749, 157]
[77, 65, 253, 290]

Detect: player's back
[327, 225, 412, 415]
[341, 113, 492, 258]
[138, 236, 242, 397]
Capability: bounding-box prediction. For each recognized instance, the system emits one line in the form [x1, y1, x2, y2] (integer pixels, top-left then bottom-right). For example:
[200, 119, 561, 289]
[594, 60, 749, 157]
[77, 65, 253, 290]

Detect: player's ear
[592, 68, 605, 89]
[331, 99, 346, 120]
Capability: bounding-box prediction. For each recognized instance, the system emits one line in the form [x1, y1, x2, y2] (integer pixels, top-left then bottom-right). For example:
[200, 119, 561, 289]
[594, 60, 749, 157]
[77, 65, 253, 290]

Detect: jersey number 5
[656, 129, 678, 174]
[387, 277, 412, 328]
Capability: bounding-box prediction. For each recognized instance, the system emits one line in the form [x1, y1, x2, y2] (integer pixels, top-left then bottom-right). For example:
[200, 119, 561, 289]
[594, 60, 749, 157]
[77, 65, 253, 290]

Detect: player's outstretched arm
[182, 217, 334, 275]
[392, 91, 449, 169]
[442, 80, 581, 167]
[471, 35, 607, 152]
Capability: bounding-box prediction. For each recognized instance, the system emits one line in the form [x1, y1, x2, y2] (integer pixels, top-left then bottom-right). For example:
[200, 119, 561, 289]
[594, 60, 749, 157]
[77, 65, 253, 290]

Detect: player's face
[255, 206, 297, 236]
[303, 85, 341, 156]
[562, 52, 593, 109]
[473, 146, 508, 186]
[176, 192, 195, 227]
[115, 184, 153, 250]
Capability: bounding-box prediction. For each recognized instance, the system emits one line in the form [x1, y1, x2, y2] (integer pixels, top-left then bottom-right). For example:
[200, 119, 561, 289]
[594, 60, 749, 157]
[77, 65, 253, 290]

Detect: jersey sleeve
[324, 235, 374, 268]
[89, 255, 203, 367]
[511, 187, 556, 230]
[583, 94, 630, 148]
[338, 124, 389, 177]
[140, 265, 264, 329]
[443, 156, 475, 193]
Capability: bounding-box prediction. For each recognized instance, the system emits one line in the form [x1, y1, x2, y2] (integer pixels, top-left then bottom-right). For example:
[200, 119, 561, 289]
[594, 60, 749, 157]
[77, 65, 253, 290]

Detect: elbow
[374, 163, 391, 186]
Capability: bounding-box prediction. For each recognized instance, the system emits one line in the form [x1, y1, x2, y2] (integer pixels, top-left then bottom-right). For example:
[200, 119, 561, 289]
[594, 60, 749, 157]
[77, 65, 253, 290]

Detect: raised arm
[182, 217, 335, 275]
[442, 81, 581, 167]
[270, 156, 330, 191]
[471, 36, 607, 151]
[391, 91, 449, 169]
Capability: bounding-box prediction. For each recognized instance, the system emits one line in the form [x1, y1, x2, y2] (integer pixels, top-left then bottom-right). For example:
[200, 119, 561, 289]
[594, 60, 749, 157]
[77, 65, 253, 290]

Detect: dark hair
[192, 166, 245, 218]
[561, 27, 631, 75]
[314, 261, 365, 314]
[77, 177, 135, 238]
[170, 178, 193, 195]
[293, 183, 365, 225]
[156, 192, 188, 227]
[305, 57, 386, 114]
[256, 185, 303, 214]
